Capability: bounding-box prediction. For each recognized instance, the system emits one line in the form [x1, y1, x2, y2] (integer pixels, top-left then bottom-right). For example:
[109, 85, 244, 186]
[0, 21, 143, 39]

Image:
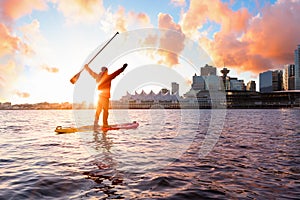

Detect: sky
[0, 0, 300, 104]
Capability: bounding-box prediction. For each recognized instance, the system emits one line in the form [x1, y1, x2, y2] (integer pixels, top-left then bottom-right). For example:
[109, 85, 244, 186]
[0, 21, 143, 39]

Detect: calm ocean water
[0, 109, 299, 199]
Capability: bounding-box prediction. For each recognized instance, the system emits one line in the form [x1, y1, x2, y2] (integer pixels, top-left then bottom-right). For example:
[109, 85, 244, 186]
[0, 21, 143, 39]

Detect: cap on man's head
[101, 67, 108, 72]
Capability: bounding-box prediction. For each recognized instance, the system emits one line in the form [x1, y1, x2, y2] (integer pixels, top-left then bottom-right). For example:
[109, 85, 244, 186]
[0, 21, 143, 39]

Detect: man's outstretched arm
[110, 63, 128, 79]
[84, 64, 98, 79]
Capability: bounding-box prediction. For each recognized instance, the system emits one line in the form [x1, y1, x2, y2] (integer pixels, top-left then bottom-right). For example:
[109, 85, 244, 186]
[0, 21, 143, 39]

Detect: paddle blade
[70, 72, 81, 84]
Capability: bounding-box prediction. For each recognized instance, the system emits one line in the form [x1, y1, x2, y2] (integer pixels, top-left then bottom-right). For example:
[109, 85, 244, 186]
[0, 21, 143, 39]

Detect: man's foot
[102, 124, 111, 129]
[94, 123, 100, 130]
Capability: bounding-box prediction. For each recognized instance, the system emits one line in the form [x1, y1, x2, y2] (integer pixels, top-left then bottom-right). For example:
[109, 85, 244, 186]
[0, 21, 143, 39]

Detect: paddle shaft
[70, 32, 119, 84]
[87, 32, 119, 65]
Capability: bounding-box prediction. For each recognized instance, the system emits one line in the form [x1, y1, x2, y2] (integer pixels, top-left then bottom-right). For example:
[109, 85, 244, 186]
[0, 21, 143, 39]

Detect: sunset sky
[1, 0, 300, 104]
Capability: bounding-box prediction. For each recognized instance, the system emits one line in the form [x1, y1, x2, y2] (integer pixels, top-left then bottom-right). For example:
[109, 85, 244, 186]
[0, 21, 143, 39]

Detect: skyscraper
[246, 81, 256, 91]
[201, 64, 217, 76]
[191, 74, 205, 90]
[259, 71, 273, 92]
[283, 64, 295, 90]
[259, 70, 283, 92]
[295, 45, 300, 90]
[171, 82, 179, 94]
[272, 70, 283, 91]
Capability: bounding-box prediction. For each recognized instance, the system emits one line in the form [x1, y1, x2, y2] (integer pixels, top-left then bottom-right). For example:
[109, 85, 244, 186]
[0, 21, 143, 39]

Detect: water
[0, 109, 299, 199]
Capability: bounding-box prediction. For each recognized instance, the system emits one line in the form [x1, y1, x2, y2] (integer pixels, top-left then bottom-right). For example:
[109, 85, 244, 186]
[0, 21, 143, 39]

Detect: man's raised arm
[84, 64, 98, 79]
[110, 63, 128, 79]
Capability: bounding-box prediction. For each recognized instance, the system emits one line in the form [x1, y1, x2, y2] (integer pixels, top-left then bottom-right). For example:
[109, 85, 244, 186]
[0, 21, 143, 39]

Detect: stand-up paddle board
[55, 121, 139, 134]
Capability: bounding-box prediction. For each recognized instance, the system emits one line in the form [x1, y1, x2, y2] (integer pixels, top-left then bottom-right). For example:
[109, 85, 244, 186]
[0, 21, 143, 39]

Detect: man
[85, 63, 127, 128]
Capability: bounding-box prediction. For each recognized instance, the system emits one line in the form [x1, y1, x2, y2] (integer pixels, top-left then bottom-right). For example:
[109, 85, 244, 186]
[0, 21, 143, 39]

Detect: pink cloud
[157, 13, 185, 66]
[54, 0, 104, 24]
[128, 12, 151, 26]
[182, 0, 250, 36]
[115, 7, 127, 32]
[112, 6, 151, 32]
[0, 23, 20, 57]
[182, 0, 300, 73]
[0, 0, 47, 21]
[242, 0, 300, 68]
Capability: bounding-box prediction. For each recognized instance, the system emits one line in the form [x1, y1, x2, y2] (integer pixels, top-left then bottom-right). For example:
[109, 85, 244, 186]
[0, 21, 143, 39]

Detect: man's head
[100, 66, 108, 74]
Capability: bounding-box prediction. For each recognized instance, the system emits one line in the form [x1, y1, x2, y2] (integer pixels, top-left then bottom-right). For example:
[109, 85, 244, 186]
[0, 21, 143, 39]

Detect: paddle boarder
[85, 63, 127, 129]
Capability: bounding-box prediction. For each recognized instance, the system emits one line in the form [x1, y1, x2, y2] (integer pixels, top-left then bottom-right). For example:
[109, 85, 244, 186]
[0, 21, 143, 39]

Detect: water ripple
[0, 109, 300, 199]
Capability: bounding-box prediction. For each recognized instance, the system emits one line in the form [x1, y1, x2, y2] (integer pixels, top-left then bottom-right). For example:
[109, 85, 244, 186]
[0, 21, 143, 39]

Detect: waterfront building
[272, 70, 283, 91]
[229, 78, 245, 91]
[191, 74, 205, 90]
[0, 102, 12, 109]
[246, 81, 256, 91]
[120, 90, 179, 103]
[260, 71, 272, 92]
[283, 64, 295, 90]
[171, 82, 179, 94]
[295, 45, 300, 90]
[203, 75, 223, 91]
[220, 67, 245, 91]
[184, 65, 219, 95]
[259, 70, 283, 92]
[201, 64, 217, 76]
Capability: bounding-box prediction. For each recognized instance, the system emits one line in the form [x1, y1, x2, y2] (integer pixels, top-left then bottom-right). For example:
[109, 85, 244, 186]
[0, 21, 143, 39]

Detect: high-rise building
[201, 64, 217, 76]
[283, 64, 295, 90]
[272, 70, 283, 91]
[259, 70, 283, 92]
[171, 82, 179, 94]
[191, 74, 205, 90]
[259, 71, 272, 92]
[246, 81, 256, 91]
[294, 45, 300, 90]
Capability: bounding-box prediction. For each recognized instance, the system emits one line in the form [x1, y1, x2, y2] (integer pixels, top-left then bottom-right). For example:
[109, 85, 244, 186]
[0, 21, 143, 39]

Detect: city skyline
[1, 56, 300, 105]
[1, 0, 300, 104]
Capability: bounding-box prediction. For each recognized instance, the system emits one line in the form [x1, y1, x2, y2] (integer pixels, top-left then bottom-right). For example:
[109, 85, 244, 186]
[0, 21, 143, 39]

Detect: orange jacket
[97, 66, 126, 98]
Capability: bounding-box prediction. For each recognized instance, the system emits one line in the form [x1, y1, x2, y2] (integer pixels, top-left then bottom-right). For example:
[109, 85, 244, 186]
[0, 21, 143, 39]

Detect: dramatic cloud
[0, 18, 50, 101]
[200, 33, 273, 73]
[242, 0, 300, 68]
[0, 0, 47, 21]
[19, 19, 45, 56]
[53, 0, 104, 24]
[182, 0, 300, 73]
[182, 0, 250, 36]
[15, 91, 30, 98]
[0, 23, 21, 57]
[140, 13, 185, 67]
[41, 64, 59, 73]
[157, 13, 185, 66]
[115, 7, 127, 32]
[0, 11, 24, 100]
[102, 6, 151, 33]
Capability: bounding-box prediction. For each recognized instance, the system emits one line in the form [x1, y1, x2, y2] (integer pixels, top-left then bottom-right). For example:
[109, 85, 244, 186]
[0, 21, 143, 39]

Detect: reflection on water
[82, 132, 125, 199]
[0, 109, 299, 199]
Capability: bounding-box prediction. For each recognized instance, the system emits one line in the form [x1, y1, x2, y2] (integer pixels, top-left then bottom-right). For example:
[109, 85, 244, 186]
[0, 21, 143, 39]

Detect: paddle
[70, 32, 119, 84]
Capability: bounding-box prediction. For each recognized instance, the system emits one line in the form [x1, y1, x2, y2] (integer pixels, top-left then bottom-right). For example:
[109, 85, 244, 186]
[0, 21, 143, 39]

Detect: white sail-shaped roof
[120, 90, 180, 102]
